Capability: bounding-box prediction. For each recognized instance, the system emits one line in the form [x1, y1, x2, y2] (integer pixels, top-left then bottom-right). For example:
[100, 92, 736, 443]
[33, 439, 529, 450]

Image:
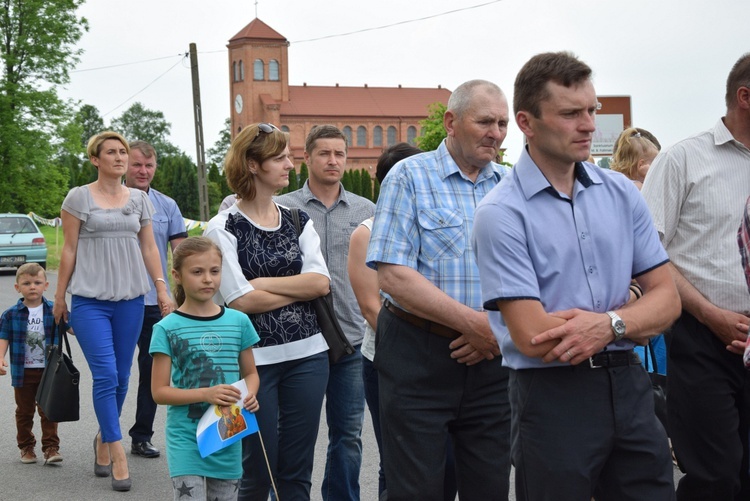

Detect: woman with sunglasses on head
[204, 123, 331, 501]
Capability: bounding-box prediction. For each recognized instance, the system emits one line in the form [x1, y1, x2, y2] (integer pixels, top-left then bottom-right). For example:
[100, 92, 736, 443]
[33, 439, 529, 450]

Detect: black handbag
[644, 340, 668, 436]
[290, 208, 355, 364]
[36, 322, 80, 422]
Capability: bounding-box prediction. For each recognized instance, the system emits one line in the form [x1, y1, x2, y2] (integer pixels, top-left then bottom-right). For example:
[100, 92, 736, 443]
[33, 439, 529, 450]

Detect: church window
[269, 60, 280, 81]
[407, 126, 417, 145]
[374, 126, 383, 147]
[387, 126, 397, 146]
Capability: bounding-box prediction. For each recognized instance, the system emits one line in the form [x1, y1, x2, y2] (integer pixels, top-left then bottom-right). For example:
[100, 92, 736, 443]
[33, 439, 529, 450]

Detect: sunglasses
[253, 123, 279, 142]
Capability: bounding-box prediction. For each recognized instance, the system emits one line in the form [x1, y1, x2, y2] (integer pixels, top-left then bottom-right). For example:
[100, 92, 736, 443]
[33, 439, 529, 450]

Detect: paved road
[0, 269, 683, 500]
[0, 270, 383, 501]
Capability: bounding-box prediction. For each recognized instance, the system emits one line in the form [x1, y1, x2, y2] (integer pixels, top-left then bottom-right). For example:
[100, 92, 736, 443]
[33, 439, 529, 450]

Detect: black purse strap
[290, 208, 301, 236]
[53, 321, 73, 359]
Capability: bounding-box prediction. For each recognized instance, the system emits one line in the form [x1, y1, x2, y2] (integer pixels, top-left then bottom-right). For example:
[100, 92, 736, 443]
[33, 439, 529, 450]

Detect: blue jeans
[71, 295, 144, 443]
[239, 352, 329, 501]
[129, 305, 162, 443]
[321, 346, 366, 501]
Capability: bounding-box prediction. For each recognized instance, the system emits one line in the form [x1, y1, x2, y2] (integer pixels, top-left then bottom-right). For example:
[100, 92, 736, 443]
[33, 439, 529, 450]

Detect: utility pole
[189, 43, 209, 221]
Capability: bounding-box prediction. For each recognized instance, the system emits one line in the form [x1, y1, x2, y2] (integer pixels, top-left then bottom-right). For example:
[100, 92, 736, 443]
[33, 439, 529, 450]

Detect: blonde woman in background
[610, 127, 660, 189]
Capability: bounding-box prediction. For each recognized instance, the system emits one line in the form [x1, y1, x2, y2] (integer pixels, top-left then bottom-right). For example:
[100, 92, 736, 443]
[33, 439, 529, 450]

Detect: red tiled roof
[229, 18, 287, 43]
[280, 85, 451, 118]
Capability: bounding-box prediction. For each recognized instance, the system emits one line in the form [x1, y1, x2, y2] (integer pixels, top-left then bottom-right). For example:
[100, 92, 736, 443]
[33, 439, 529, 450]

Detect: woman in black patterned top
[204, 123, 331, 501]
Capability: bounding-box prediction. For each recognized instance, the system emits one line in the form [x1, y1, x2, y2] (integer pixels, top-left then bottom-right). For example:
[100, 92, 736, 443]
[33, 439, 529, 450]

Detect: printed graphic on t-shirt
[24, 305, 45, 368]
[168, 328, 237, 421]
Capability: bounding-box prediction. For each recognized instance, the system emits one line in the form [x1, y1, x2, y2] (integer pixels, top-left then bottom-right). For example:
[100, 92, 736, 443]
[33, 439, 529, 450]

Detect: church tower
[227, 18, 289, 138]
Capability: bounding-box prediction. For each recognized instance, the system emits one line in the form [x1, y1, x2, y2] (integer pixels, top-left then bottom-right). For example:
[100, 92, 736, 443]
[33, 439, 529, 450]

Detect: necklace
[96, 183, 125, 208]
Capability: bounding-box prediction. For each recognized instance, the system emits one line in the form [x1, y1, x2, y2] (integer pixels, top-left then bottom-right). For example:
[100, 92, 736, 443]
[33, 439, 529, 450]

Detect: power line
[70, 1, 505, 72]
[291, 0, 504, 44]
[102, 55, 188, 117]
[72, 54, 185, 73]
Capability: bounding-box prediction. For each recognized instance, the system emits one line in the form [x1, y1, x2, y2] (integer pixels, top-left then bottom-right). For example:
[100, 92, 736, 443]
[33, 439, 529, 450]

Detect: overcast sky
[59, 0, 748, 164]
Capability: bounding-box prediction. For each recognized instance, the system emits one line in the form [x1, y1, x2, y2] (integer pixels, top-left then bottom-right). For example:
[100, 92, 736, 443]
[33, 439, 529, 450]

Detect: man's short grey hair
[447, 80, 503, 118]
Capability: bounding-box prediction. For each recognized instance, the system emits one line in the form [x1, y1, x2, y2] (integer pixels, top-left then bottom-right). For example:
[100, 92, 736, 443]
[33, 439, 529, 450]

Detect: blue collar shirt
[473, 147, 669, 369]
[145, 187, 187, 305]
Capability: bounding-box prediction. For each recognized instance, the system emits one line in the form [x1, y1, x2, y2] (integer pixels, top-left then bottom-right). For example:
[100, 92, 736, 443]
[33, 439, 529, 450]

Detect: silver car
[0, 214, 48, 269]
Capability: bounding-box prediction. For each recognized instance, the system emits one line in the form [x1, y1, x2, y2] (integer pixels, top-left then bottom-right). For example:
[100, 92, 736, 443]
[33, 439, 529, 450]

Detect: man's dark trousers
[375, 306, 511, 501]
[129, 305, 161, 443]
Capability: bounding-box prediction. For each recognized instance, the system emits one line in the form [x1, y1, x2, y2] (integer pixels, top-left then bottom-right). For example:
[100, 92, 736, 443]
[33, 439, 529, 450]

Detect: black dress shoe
[131, 441, 160, 458]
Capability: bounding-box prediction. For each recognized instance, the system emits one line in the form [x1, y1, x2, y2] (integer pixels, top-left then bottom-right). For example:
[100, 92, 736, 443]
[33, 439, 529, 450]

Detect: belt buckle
[589, 355, 604, 369]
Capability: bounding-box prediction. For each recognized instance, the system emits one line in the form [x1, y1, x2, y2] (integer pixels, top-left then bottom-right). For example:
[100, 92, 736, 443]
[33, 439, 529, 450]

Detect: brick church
[227, 18, 451, 171]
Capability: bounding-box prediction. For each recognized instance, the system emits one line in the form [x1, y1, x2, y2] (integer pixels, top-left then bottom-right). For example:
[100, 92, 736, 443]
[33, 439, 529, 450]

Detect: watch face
[614, 320, 626, 336]
[234, 94, 243, 114]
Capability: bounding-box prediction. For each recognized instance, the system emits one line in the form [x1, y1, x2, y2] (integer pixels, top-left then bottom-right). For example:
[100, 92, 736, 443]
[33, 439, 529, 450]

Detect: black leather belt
[587, 350, 641, 369]
[384, 299, 461, 339]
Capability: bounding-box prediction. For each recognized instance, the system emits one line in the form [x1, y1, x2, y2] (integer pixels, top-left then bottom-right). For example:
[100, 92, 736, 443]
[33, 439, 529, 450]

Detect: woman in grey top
[53, 131, 172, 492]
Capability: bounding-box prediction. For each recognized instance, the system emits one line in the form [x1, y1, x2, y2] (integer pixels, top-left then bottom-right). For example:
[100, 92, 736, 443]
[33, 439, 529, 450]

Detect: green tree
[76, 104, 105, 149]
[299, 162, 309, 186]
[161, 154, 199, 219]
[342, 170, 353, 192]
[373, 178, 380, 202]
[360, 170, 373, 201]
[111, 102, 180, 157]
[287, 166, 299, 192]
[416, 102, 447, 152]
[598, 157, 611, 169]
[207, 163, 223, 211]
[207, 118, 231, 170]
[0, 0, 88, 213]
[351, 169, 362, 196]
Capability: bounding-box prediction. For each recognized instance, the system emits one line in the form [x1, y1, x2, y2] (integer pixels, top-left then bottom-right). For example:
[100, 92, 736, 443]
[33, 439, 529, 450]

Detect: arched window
[254, 59, 264, 80]
[239, 60, 245, 81]
[269, 60, 279, 81]
[407, 126, 417, 145]
[387, 126, 397, 146]
[343, 126, 353, 146]
[373, 126, 383, 147]
[357, 126, 367, 147]
[233, 62, 238, 82]
[281, 125, 290, 133]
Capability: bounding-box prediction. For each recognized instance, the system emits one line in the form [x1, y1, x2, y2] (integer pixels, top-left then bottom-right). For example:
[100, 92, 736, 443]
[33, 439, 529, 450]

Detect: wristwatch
[606, 311, 626, 342]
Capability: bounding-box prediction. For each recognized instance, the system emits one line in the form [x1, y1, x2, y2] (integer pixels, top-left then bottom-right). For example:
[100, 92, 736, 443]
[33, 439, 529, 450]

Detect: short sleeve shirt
[204, 203, 330, 365]
[366, 140, 508, 310]
[641, 118, 750, 313]
[150, 307, 258, 479]
[61, 186, 154, 301]
[473, 147, 668, 369]
[276, 182, 375, 346]
[145, 188, 187, 305]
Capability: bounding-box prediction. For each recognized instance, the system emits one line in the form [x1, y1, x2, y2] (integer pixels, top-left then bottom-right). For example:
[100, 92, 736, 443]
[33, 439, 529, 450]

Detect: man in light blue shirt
[473, 52, 680, 500]
[125, 140, 187, 458]
[367, 79, 512, 501]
